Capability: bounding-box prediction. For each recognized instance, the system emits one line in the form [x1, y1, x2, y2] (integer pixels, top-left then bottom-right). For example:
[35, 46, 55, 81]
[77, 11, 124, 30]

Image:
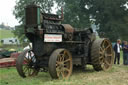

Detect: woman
[123, 41, 128, 65]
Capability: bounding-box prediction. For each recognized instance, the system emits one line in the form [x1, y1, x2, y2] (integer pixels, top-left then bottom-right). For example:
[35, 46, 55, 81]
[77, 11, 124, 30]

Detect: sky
[0, 0, 19, 27]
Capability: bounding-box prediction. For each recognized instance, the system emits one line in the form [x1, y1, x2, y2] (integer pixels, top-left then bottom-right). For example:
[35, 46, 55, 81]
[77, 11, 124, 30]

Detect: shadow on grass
[34, 72, 52, 81]
[72, 65, 96, 75]
[32, 65, 96, 82]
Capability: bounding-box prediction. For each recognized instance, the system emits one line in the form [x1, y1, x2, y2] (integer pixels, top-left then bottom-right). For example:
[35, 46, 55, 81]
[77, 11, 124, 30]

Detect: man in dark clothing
[123, 41, 128, 65]
[114, 39, 122, 64]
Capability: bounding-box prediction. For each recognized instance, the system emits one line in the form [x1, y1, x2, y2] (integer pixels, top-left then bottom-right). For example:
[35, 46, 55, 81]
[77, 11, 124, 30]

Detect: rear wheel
[91, 39, 114, 71]
[49, 49, 72, 79]
[16, 49, 39, 78]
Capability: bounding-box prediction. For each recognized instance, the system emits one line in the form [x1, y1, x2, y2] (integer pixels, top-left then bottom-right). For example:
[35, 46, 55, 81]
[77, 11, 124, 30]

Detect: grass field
[0, 54, 128, 85]
[0, 29, 14, 39]
[0, 29, 15, 46]
[0, 65, 128, 85]
[0, 30, 128, 85]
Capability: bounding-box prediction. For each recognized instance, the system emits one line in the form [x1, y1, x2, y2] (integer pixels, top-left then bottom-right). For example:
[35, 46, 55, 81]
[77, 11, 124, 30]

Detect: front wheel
[49, 49, 72, 79]
[16, 49, 39, 78]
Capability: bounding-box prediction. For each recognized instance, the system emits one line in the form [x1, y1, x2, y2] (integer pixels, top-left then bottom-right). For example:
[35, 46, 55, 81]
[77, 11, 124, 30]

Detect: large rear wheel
[16, 49, 39, 78]
[49, 49, 72, 79]
[91, 39, 114, 71]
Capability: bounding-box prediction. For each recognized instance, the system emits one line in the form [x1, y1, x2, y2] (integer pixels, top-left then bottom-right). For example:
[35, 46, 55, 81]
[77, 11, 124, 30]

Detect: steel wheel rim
[22, 50, 38, 77]
[99, 39, 113, 70]
[56, 50, 72, 79]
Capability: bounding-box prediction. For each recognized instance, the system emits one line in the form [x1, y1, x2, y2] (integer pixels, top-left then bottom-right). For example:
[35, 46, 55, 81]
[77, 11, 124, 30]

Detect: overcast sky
[0, 0, 19, 27]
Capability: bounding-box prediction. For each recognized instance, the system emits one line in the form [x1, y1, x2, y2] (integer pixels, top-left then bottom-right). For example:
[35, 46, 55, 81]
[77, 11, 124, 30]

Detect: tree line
[0, 23, 13, 30]
[13, 0, 128, 42]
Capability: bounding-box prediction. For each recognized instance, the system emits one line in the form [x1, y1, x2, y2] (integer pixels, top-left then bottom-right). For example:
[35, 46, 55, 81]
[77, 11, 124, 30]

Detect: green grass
[0, 65, 128, 85]
[0, 29, 15, 46]
[0, 29, 14, 39]
[0, 45, 24, 52]
[0, 32, 127, 85]
[0, 54, 128, 85]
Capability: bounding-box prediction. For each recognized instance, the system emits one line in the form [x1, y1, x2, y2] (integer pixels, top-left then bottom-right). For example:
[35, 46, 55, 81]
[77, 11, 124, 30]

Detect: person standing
[114, 39, 122, 64]
[122, 41, 128, 65]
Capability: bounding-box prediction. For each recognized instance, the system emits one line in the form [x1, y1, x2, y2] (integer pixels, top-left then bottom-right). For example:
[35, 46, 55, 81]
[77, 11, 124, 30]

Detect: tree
[12, 25, 25, 43]
[80, 0, 128, 41]
[14, 0, 128, 42]
[13, 0, 90, 42]
[13, 0, 54, 42]
[55, 0, 90, 29]
[13, 0, 54, 24]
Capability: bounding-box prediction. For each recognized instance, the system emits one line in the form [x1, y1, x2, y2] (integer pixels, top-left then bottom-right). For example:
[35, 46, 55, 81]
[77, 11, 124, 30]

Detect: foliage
[0, 23, 13, 30]
[12, 25, 26, 43]
[80, 0, 128, 41]
[13, 0, 54, 41]
[55, 0, 90, 29]
[13, 0, 128, 42]
[13, 0, 54, 24]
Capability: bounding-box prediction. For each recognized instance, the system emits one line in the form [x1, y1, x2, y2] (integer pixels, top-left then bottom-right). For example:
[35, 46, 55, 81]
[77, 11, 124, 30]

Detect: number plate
[44, 34, 62, 42]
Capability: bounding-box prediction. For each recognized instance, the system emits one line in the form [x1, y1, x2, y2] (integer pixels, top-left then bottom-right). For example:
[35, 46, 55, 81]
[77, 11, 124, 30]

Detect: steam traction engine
[16, 5, 114, 79]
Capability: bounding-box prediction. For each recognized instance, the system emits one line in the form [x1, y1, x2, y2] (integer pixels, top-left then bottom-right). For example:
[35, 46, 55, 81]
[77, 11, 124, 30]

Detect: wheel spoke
[105, 45, 111, 50]
[102, 59, 110, 69]
[104, 62, 109, 69]
[29, 69, 32, 75]
[16, 50, 39, 77]
[24, 66, 29, 73]
[91, 39, 114, 71]
[25, 56, 32, 63]
[57, 71, 61, 77]
[100, 45, 105, 53]
[27, 68, 31, 75]
[56, 67, 61, 77]
[102, 41, 106, 49]
[61, 71, 65, 78]
[56, 61, 60, 66]
[106, 54, 112, 57]
[29, 69, 33, 76]
[63, 51, 66, 55]
[58, 55, 62, 61]
[64, 67, 70, 73]
[60, 56, 63, 61]
[24, 57, 29, 62]
[49, 49, 72, 79]
[64, 59, 70, 63]
[99, 51, 104, 55]
[61, 54, 65, 61]
[100, 47, 104, 51]
[24, 58, 32, 65]
[99, 56, 104, 63]
[104, 60, 110, 66]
